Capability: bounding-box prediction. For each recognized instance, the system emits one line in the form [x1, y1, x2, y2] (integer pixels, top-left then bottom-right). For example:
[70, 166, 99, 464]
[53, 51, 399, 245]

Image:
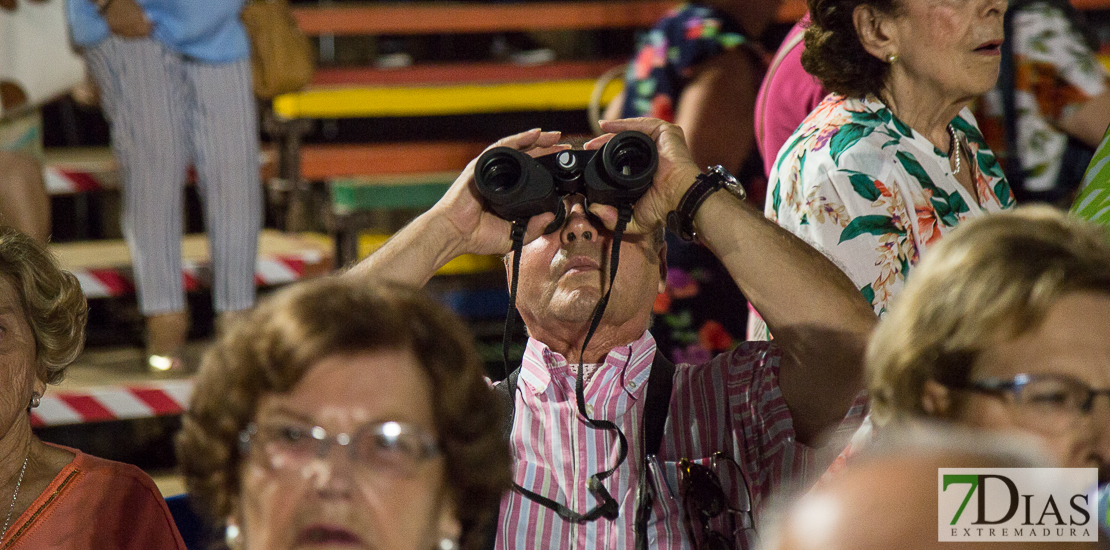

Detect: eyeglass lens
[1006, 376, 1110, 432]
[246, 421, 438, 476]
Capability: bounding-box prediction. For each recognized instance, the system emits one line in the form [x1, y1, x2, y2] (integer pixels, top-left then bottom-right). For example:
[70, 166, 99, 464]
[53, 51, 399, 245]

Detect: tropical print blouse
[766, 95, 1015, 316]
[619, 3, 748, 121]
[976, 1, 1109, 194]
[1072, 125, 1110, 225]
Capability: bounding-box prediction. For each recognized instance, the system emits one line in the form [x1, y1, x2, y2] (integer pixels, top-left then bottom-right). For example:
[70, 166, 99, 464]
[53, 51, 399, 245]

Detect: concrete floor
[58, 340, 213, 390]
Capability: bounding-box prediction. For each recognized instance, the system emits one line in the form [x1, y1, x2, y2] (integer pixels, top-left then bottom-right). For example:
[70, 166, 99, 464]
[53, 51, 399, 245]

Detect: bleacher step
[273, 78, 623, 120]
[42, 147, 274, 196]
[50, 229, 334, 299]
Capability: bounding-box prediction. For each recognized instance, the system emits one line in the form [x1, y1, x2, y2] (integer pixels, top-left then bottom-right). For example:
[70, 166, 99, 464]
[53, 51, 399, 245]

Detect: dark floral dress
[619, 3, 752, 364]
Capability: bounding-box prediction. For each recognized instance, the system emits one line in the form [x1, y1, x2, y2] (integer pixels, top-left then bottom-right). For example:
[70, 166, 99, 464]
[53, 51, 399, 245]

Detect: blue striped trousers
[85, 36, 262, 316]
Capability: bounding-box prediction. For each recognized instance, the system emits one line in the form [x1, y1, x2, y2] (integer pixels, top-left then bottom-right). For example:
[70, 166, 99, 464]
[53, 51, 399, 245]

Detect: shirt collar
[858, 96, 979, 164]
[518, 331, 658, 398]
[857, 96, 1008, 208]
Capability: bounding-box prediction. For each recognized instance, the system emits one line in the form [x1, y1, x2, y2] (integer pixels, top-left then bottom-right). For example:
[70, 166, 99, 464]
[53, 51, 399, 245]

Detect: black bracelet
[666, 167, 731, 242]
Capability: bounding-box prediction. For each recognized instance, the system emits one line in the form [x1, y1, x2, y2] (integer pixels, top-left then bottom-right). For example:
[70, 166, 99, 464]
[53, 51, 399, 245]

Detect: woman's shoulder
[10, 444, 185, 550]
[774, 95, 904, 180]
[1010, 0, 1098, 61]
[71, 450, 163, 493]
[52, 446, 170, 511]
[650, 3, 749, 52]
[654, 3, 744, 32]
[1011, 0, 1077, 30]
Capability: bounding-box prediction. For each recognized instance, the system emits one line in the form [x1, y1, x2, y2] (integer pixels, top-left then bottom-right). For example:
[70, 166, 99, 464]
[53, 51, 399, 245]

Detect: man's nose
[560, 197, 599, 245]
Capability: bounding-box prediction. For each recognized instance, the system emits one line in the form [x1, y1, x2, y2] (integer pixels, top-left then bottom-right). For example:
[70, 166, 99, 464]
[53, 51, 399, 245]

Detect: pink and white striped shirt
[494, 331, 848, 549]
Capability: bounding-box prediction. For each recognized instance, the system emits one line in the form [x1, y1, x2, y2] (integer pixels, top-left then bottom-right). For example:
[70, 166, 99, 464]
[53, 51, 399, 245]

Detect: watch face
[711, 165, 746, 200]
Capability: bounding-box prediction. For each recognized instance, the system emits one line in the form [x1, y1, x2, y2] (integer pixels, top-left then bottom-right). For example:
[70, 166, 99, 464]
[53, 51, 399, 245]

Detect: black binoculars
[474, 131, 658, 227]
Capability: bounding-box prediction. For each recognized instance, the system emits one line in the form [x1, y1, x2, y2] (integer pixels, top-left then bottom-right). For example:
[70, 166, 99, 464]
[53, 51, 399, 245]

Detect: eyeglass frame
[237, 420, 442, 473]
[951, 372, 1110, 432]
[677, 452, 756, 550]
[958, 373, 1110, 413]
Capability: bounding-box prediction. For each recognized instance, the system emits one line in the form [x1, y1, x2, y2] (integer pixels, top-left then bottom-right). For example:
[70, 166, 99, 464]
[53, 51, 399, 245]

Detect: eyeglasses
[679, 453, 754, 550]
[962, 373, 1110, 432]
[238, 420, 441, 476]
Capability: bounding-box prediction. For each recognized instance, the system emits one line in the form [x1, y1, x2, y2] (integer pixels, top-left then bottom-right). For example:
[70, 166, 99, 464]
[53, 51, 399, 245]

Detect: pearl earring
[29, 393, 41, 409]
[225, 523, 242, 549]
[438, 537, 459, 550]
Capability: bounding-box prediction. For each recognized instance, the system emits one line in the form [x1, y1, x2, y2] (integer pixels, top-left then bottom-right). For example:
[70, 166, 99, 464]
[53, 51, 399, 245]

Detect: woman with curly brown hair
[0, 226, 185, 549]
[760, 0, 1015, 327]
[176, 277, 511, 550]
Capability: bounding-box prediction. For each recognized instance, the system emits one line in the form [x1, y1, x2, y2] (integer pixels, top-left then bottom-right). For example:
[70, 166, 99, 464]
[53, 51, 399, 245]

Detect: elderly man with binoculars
[349, 117, 876, 550]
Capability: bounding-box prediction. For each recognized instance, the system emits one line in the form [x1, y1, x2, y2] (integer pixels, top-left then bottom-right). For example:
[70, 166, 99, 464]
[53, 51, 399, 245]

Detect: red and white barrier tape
[31, 379, 194, 427]
[44, 166, 107, 195]
[70, 255, 322, 299]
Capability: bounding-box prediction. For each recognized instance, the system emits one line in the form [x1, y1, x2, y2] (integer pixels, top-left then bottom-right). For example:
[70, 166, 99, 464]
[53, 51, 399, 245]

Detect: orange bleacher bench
[290, 0, 808, 37]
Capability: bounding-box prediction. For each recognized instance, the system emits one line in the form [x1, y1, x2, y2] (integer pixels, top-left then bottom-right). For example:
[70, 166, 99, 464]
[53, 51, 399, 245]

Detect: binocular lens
[611, 142, 652, 177]
[480, 155, 524, 193]
[602, 133, 656, 189]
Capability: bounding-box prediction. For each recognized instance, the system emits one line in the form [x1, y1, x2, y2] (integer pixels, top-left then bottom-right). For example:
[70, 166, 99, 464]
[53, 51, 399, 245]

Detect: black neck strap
[504, 348, 675, 527]
[502, 221, 527, 379]
[501, 206, 642, 524]
[634, 352, 675, 549]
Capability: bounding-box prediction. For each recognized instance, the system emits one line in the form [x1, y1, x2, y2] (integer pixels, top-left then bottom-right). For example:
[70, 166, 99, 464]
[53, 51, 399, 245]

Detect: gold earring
[886, 52, 899, 64]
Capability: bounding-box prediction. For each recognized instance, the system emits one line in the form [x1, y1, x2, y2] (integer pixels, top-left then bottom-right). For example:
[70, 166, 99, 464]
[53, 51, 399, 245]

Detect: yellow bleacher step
[357, 233, 500, 276]
[273, 79, 624, 120]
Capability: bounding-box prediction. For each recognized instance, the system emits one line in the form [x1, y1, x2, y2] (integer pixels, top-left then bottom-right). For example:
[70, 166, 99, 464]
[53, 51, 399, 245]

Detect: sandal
[147, 352, 189, 375]
[145, 311, 190, 374]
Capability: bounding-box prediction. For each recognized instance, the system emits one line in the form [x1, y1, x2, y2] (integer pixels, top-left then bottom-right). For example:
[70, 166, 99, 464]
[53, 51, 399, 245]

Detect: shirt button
[627, 381, 637, 390]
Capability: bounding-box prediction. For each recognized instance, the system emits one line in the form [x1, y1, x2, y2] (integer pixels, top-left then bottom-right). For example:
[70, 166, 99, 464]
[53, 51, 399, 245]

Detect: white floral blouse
[976, 2, 1110, 194]
[766, 95, 1015, 316]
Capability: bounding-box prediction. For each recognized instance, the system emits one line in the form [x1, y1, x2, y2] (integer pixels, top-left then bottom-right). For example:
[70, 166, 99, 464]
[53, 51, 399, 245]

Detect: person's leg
[84, 37, 192, 362]
[0, 111, 50, 243]
[182, 57, 262, 321]
[0, 151, 49, 243]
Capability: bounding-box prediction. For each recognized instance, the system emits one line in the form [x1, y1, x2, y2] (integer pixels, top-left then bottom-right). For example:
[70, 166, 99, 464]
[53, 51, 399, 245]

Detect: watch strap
[666, 169, 727, 242]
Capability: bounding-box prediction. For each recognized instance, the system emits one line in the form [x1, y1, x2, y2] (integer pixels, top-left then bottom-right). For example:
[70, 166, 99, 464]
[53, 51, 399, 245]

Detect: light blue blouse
[67, 0, 249, 62]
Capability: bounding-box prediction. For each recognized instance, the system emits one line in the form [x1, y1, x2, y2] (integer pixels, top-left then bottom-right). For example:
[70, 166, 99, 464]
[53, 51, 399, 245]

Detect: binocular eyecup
[474, 131, 658, 225]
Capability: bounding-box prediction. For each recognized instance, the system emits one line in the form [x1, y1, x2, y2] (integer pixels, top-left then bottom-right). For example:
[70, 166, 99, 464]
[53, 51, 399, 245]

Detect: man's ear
[853, 3, 899, 62]
[921, 379, 953, 417]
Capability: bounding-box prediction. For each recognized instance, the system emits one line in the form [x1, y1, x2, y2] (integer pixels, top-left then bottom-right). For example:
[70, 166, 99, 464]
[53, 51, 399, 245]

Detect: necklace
[1, 456, 28, 543]
[948, 124, 962, 175]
